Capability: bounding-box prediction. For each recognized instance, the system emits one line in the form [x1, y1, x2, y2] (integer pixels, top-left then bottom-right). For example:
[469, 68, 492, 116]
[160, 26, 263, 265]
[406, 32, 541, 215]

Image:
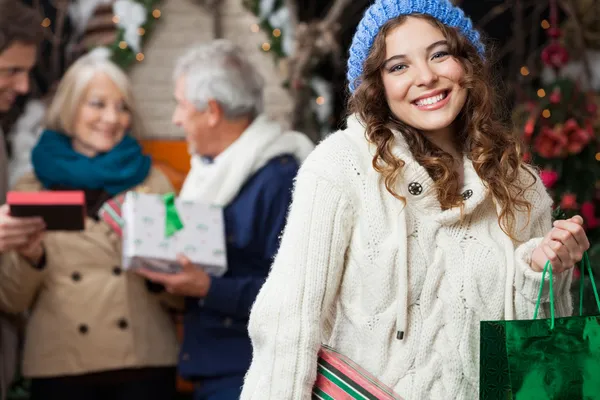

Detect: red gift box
[7, 191, 86, 231]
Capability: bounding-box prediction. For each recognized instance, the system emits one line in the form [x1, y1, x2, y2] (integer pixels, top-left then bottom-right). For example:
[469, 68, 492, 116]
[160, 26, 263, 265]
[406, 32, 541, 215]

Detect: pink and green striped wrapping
[312, 345, 404, 400]
[98, 194, 125, 237]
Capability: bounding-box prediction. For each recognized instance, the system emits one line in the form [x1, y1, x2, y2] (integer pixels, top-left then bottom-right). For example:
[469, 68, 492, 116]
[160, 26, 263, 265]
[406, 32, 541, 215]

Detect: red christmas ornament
[560, 193, 578, 210]
[587, 102, 598, 116]
[524, 118, 536, 138]
[541, 43, 570, 69]
[547, 27, 562, 39]
[549, 88, 562, 104]
[540, 169, 559, 189]
[581, 201, 600, 229]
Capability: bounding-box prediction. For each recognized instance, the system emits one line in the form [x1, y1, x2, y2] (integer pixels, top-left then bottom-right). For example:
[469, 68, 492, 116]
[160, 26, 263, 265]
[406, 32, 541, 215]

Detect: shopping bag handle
[533, 251, 600, 330]
[533, 260, 555, 329]
[579, 252, 600, 316]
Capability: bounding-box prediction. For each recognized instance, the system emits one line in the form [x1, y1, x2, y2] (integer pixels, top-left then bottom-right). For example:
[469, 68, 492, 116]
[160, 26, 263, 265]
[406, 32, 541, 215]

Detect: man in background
[139, 40, 314, 400]
[0, 1, 44, 397]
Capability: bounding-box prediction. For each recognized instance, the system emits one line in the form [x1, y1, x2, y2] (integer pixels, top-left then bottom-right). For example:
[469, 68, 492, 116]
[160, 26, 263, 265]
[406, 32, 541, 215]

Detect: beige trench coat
[0, 168, 182, 378]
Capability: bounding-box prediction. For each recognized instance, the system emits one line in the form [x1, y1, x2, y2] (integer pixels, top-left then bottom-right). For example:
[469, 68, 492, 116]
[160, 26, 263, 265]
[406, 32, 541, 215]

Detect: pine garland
[242, 0, 287, 60]
[109, 0, 162, 69]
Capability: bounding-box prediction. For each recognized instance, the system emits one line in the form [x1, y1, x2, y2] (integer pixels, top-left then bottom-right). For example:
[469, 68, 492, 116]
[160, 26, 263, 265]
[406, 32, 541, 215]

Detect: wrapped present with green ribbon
[121, 191, 227, 276]
[480, 252, 600, 399]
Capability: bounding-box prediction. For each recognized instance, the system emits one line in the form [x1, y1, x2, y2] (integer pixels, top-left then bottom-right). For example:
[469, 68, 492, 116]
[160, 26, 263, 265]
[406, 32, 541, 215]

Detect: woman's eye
[89, 100, 104, 108]
[389, 64, 407, 73]
[432, 51, 450, 60]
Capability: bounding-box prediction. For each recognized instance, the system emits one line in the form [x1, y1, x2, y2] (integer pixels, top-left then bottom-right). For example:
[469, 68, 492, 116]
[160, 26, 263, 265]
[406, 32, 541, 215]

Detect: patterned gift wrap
[122, 191, 227, 276]
[98, 194, 125, 236]
[313, 345, 404, 400]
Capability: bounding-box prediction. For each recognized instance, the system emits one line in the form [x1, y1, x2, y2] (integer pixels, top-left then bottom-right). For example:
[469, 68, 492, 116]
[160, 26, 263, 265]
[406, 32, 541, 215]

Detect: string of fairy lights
[112, 8, 162, 62]
[249, 22, 327, 107]
[39, 1, 328, 113]
[519, 18, 554, 120]
[39, 1, 162, 69]
[245, 3, 328, 110]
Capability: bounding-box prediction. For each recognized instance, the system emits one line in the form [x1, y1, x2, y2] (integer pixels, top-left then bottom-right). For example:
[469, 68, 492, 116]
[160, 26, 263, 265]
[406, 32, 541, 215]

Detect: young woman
[0, 52, 179, 400]
[240, 0, 589, 399]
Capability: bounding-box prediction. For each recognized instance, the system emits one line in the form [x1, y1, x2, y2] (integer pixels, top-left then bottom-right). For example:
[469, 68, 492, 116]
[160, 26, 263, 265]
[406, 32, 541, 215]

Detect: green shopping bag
[480, 252, 600, 399]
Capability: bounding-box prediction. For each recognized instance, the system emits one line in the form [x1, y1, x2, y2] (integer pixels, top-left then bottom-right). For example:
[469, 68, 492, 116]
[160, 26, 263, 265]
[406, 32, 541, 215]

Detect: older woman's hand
[531, 215, 590, 273]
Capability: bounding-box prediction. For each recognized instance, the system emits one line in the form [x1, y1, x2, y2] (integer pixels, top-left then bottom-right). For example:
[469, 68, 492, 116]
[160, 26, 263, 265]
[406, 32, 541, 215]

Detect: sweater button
[462, 189, 473, 200]
[118, 318, 129, 330]
[78, 324, 88, 334]
[113, 266, 122, 276]
[408, 182, 423, 196]
[71, 272, 81, 282]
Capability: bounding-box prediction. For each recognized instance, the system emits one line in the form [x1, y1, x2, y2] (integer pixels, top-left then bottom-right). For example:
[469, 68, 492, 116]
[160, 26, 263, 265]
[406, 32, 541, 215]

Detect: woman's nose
[414, 64, 439, 87]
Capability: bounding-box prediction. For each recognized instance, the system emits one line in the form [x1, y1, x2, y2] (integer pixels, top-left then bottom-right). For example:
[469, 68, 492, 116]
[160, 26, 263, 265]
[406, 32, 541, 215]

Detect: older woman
[0, 52, 179, 400]
[139, 39, 315, 400]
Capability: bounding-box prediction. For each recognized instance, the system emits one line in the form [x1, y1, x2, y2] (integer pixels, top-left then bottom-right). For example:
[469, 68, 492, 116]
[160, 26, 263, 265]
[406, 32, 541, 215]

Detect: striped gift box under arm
[98, 195, 125, 237]
[312, 345, 403, 400]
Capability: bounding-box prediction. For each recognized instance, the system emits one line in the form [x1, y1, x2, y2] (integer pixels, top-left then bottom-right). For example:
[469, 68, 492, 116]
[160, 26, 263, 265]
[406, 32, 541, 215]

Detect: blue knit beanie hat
[347, 0, 484, 93]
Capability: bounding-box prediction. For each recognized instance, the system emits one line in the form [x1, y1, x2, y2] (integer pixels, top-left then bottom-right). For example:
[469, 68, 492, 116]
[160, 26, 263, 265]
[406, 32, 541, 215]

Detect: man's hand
[531, 215, 590, 273]
[137, 254, 211, 297]
[0, 204, 45, 259]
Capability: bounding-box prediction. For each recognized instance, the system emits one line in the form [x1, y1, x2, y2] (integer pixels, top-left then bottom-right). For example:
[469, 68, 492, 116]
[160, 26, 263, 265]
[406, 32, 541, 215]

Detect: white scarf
[179, 114, 315, 206]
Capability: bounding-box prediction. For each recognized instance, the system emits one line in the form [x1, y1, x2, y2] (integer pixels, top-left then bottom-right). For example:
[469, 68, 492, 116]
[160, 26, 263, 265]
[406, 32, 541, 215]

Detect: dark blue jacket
[178, 154, 298, 381]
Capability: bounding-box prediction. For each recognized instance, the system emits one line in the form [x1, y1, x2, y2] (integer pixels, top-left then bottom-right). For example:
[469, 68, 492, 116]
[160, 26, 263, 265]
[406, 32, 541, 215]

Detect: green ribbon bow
[163, 192, 184, 238]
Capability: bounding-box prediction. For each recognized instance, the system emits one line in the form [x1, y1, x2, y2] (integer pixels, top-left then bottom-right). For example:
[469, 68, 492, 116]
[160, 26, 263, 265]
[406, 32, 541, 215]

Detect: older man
[0, 1, 43, 398]
[139, 40, 314, 400]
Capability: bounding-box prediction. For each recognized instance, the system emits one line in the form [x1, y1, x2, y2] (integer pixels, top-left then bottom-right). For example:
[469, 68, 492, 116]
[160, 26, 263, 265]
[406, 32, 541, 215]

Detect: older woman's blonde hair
[45, 48, 144, 138]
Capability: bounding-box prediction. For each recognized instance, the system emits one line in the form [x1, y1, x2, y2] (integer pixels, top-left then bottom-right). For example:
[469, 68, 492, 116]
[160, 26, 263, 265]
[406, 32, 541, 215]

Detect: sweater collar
[345, 114, 489, 224]
[390, 134, 489, 225]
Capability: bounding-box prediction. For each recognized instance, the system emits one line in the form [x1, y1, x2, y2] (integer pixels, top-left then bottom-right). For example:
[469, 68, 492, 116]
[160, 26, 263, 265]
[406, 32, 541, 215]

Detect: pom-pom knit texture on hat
[347, 0, 485, 92]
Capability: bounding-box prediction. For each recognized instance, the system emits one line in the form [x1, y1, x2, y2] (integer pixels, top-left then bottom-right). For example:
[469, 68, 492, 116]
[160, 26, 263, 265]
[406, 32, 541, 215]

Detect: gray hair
[173, 39, 265, 120]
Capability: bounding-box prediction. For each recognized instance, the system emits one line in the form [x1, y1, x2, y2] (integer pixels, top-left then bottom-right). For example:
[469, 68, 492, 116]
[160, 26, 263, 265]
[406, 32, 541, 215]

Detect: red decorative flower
[560, 193, 578, 210]
[540, 169, 559, 189]
[563, 118, 593, 155]
[534, 125, 568, 158]
[541, 43, 570, 69]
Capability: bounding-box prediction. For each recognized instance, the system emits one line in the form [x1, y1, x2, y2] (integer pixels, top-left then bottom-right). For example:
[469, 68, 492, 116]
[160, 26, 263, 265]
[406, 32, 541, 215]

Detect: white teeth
[415, 92, 446, 106]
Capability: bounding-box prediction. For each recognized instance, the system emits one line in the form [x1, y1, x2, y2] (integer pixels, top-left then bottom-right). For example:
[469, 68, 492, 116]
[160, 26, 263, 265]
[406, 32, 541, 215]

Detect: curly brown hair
[348, 14, 534, 237]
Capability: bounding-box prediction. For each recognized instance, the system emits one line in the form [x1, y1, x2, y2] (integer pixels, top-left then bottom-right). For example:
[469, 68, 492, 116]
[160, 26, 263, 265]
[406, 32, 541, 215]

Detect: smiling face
[71, 72, 131, 156]
[0, 41, 36, 112]
[381, 16, 467, 137]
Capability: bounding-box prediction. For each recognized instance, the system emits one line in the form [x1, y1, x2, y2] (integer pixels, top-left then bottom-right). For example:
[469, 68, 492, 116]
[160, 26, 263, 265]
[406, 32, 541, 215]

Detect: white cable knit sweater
[241, 116, 573, 400]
